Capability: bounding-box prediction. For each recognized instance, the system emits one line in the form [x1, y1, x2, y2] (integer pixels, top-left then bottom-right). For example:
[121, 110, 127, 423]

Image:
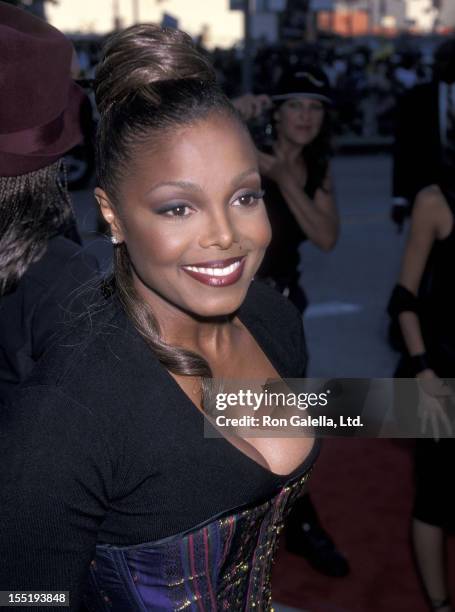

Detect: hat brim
[0, 81, 87, 177]
[271, 93, 332, 105]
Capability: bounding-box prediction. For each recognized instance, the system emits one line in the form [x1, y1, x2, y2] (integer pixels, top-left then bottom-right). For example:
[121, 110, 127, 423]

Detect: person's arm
[32, 251, 100, 360]
[259, 152, 339, 251]
[279, 169, 338, 252]
[0, 251, 99, 404]
[392, 187, 454, 440]
[0, 386, 111, 611]
[396, 186, 448, 377]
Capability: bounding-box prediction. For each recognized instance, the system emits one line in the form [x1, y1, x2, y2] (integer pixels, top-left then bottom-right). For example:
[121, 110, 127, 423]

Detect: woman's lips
[181, 257, 246, 287]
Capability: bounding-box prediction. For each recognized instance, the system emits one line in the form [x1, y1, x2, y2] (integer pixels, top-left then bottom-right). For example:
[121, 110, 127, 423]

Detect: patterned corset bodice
[83, 468, 312, 612]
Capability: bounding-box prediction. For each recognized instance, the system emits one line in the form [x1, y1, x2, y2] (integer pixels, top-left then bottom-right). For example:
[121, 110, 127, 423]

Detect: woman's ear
[94, 187, 125, 244]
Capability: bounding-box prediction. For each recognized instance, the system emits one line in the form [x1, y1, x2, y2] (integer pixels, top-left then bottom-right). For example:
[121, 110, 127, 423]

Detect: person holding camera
[235, 68, 344, 577]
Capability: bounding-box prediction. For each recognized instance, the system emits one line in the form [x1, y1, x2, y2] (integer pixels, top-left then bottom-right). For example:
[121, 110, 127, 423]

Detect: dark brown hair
[94, 24, 244, 390]
[0, 160, 74, 295]
[271, 100, 332, 198]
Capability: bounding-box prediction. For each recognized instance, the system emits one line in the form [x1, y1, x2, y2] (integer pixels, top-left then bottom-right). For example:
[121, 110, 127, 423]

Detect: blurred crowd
[72, 32, 447, 141]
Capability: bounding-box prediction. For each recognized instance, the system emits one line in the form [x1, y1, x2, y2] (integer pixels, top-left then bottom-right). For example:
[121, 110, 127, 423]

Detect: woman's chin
[184, 288, 249, 320]
[293, 134, 315, 147]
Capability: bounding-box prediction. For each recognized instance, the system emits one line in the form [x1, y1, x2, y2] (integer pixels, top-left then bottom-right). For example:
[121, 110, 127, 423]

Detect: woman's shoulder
[23, 294, 155, 403]
[27, 236, 99, 291]
[413, 185, 453, 239]
[240, 281, 306, 376]
[413, 185, 449, 215]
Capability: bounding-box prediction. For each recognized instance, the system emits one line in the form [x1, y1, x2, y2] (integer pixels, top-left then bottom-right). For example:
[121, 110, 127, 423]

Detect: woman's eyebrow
[231, 168, 260, 187]
[146, 169, 260, 196]
[146, 180, 203, 196]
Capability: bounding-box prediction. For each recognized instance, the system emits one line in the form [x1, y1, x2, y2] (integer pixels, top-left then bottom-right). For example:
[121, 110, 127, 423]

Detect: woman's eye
[160, 204, 192, 217]
[234, 191, 265, 207]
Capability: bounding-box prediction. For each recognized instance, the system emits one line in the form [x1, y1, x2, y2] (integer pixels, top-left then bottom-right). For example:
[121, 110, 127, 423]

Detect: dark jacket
[0, 235, 99, 401]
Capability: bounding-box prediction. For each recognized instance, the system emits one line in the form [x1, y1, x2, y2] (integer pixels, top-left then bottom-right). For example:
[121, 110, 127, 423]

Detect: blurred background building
[5, 0, 454, 44]
[316, 0, 455, 36]
[41, 0, 243, 47]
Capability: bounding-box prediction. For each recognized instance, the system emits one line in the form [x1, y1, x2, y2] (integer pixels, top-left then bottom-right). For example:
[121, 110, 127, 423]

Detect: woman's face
[98, 113, 271, 318]
[275, 97, 325, 147]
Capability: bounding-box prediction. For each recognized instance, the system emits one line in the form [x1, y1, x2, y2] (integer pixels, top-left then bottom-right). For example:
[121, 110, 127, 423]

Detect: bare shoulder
[412, 185, 451, 239]
[414, 185, 448, 216]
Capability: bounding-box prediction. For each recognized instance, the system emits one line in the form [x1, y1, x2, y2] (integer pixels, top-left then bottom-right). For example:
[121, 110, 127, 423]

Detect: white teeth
[184, 260, 242, 277]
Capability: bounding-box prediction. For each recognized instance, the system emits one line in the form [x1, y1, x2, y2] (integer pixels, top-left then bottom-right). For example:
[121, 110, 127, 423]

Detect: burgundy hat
[0, 2, 86, 176]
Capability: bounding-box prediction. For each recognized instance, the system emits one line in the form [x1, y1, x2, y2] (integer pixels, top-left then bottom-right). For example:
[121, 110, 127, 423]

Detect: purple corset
[83, 468, 312, 612]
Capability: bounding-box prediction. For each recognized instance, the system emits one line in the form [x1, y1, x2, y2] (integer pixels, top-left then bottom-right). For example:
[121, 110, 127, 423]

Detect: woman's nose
[199, 209, 236, 250]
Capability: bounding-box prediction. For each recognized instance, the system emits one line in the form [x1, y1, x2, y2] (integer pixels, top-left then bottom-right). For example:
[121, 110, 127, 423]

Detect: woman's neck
[274, 135, 304, 162]
[133, 275, 235, 356]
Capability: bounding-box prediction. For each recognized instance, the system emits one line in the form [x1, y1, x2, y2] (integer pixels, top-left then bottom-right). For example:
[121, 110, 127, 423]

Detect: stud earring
[111, 236, 119, 245]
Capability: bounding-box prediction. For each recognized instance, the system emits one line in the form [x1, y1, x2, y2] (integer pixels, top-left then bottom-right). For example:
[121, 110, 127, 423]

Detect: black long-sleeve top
[0, 281, 312, 610]
[0, 235, 99, 401]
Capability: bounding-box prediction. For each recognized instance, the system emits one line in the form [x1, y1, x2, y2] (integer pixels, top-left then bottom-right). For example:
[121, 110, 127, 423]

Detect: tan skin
[399, 185, 453, 440]
[397, 184, 454, 612]
[96, 113, 314, 476]
[398, 185, 452, 387]
[258, 97, 339, 252]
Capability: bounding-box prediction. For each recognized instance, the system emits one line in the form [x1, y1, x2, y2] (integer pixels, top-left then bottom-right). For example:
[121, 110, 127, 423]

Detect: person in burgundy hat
[0, 1, 99, 401]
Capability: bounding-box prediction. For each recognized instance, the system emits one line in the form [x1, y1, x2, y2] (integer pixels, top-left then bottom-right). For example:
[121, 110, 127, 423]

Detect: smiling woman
[97, 114, 270, 320]
[0, 24, 319, 612]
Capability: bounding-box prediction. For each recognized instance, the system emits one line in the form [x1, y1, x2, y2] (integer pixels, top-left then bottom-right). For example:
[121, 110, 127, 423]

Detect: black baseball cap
[272, 66, 332, 105]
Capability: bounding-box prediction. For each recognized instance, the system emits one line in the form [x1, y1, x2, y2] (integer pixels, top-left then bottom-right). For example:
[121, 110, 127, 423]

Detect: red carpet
[272, 439, 455, 612]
